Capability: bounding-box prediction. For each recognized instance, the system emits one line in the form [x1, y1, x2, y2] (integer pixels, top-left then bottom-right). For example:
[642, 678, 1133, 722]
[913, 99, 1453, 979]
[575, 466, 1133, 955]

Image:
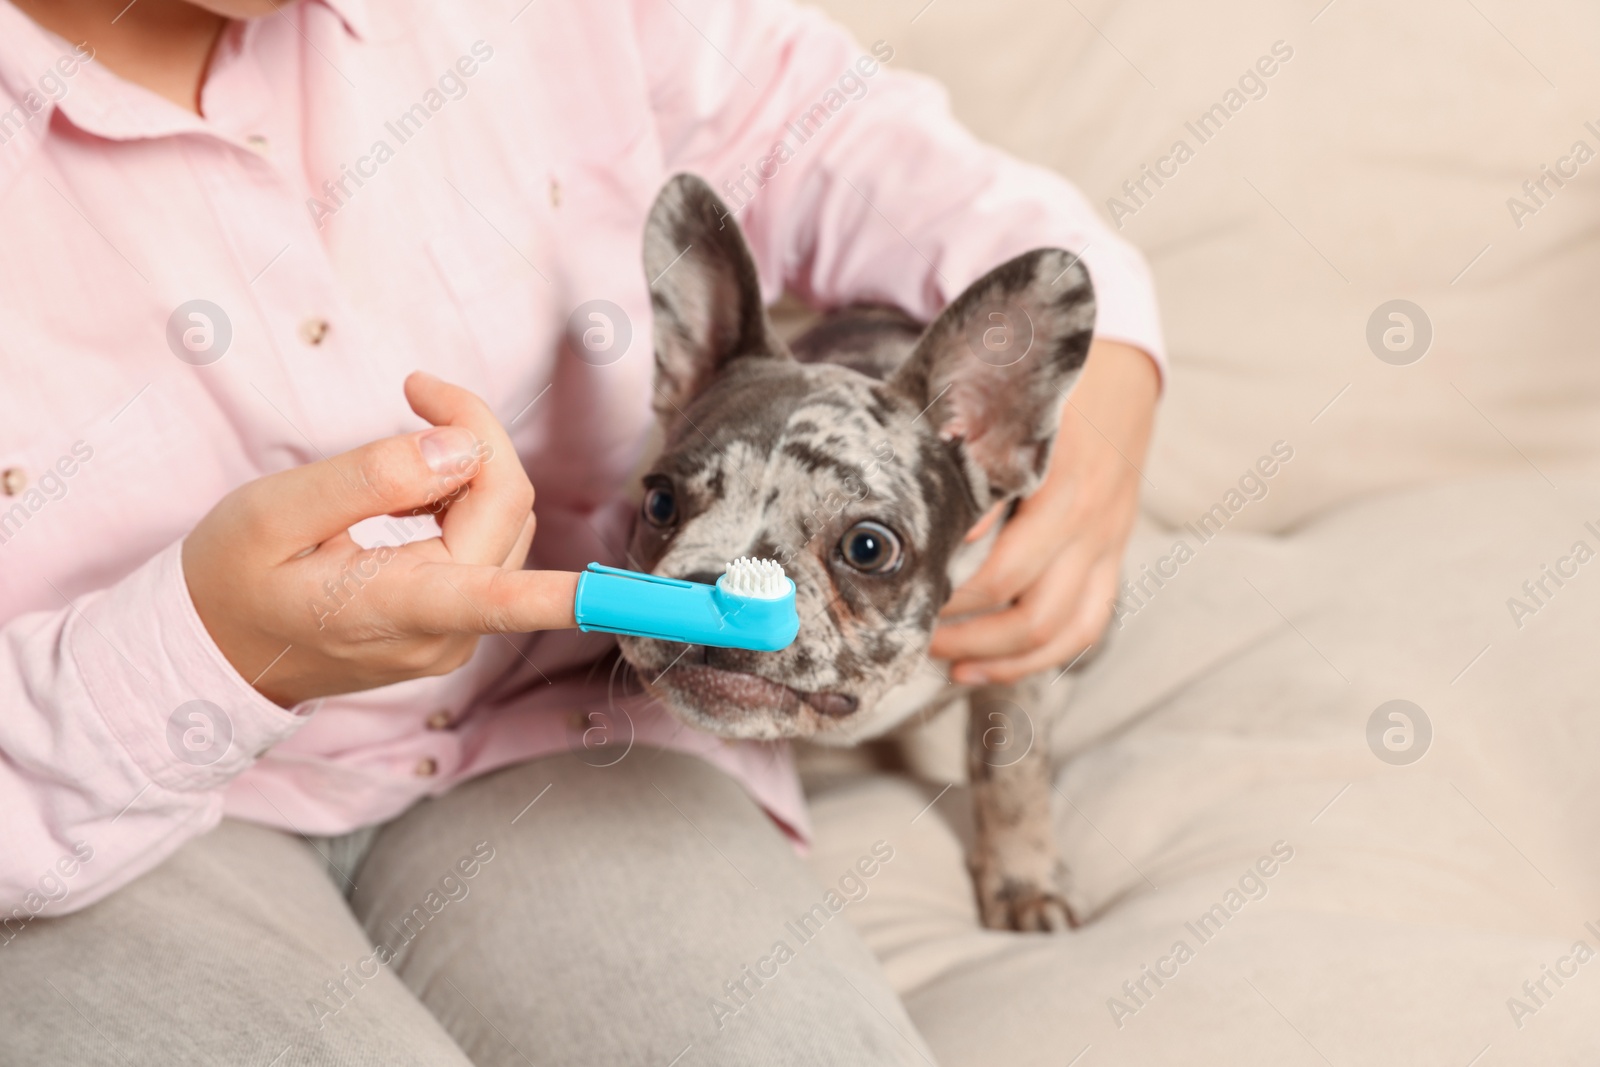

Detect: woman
[0, 0, 1162, 1062]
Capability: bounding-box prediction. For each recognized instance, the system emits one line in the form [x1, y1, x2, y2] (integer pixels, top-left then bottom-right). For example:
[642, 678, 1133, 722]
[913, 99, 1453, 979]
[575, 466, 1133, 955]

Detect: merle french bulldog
[616, 174, 1095, 932]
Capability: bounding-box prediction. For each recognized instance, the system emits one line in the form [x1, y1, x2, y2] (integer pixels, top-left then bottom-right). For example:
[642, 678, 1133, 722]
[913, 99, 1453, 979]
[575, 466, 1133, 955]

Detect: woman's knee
[351, 750, 935, 1066]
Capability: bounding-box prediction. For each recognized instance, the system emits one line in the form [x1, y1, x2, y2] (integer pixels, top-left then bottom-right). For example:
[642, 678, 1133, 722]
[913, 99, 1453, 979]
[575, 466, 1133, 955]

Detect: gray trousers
[0, 750, 935, 1066]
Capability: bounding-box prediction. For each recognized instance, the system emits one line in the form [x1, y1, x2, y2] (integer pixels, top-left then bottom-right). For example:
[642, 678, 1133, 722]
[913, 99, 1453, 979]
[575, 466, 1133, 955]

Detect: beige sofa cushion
[807, 0, 1600, 531]
[806, 478, 1600, 1064]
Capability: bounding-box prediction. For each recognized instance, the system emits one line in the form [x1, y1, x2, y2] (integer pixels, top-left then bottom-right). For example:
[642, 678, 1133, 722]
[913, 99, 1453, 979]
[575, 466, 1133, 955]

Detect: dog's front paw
[972, 860, 1078, 933]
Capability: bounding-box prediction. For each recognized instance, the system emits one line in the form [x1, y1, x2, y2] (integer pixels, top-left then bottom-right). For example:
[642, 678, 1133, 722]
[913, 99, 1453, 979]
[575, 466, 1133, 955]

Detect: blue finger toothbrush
[573, 556, 800, 653]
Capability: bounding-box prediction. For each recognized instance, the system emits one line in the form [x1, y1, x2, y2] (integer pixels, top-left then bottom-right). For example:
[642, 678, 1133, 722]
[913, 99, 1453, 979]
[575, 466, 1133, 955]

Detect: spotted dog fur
[618, 174, 1096, 931]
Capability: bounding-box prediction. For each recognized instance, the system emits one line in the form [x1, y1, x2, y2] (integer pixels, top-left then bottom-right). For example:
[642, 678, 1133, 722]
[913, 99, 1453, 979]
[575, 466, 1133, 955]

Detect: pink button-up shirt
[0, 0, 1162, 916]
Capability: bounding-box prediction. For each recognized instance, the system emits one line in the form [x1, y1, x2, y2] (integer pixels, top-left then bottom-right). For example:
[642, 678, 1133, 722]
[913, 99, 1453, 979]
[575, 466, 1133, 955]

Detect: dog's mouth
[645, 646, 860, 720]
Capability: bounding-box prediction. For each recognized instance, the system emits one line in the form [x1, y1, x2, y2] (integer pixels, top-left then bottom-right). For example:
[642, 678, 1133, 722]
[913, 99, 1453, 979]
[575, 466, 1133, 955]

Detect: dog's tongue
[800, 691, 859, 718]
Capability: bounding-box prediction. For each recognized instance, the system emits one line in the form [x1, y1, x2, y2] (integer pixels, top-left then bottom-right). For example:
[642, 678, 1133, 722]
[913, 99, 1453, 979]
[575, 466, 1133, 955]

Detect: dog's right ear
[644, 174, 785, 420]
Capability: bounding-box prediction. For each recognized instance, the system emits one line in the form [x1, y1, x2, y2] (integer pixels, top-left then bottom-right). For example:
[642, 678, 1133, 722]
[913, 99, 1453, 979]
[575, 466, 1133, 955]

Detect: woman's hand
[929, 339, 1160, 685]
[183, 372, 578, 708]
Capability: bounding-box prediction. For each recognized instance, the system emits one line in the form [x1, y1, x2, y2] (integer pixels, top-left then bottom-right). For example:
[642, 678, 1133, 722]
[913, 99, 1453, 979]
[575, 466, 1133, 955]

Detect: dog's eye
[839, 521, 901, 574]
[642, 485, 677, 527]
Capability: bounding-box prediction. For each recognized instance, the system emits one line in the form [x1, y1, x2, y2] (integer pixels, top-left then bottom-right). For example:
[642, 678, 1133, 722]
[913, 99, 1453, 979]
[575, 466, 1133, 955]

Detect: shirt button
[549, 177, 561, 207]
[414, 757, 438, 777]
[299, 318, 331, 346]
[245, 134, 270, 155]
[425, 710, 452, 730]
[0, 468, 24, 496]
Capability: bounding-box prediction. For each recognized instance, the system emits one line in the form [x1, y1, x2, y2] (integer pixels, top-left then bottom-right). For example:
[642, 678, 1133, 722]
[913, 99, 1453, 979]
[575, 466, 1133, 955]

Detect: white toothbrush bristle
[721, 556, 788, 599]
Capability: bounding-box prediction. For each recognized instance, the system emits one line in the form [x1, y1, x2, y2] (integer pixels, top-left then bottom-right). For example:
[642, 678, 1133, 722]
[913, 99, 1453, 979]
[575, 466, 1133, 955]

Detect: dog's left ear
[888, 249, 1096, 503]
[643, 173, 786, 420]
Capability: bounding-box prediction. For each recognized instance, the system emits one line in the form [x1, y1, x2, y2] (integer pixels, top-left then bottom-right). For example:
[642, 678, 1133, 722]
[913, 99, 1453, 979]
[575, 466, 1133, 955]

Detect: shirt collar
[0, 2, 89, 183]
[0, 0, 365, 174]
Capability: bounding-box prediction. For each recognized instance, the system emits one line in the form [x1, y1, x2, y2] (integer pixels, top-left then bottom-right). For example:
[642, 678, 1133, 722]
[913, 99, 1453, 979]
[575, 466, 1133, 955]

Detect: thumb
[235, 427, 483, 560]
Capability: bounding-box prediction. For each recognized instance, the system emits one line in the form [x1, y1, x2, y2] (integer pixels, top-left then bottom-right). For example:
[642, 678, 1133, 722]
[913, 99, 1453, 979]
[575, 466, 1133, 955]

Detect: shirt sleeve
[0, 540, 309, 921]
[632, 0, 1166, 375]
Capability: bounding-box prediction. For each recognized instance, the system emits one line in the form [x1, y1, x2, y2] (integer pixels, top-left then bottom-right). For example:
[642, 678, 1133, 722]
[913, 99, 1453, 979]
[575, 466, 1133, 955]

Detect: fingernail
[955, 667, 989, 685]
[418, 427, 477, 473]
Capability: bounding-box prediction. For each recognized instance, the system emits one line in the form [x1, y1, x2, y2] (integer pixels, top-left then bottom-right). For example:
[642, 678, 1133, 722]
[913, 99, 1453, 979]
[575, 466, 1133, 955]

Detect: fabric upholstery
[796, 3, 1600, 1061]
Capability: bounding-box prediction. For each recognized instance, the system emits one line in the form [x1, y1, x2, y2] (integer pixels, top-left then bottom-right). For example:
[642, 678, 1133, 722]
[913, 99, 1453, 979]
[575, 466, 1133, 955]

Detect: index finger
[384, 563, 581, 635]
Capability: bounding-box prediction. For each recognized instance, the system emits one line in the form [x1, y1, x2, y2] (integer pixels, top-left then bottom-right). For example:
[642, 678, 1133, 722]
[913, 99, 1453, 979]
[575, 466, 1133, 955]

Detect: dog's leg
[966, 676, 1074, 932]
